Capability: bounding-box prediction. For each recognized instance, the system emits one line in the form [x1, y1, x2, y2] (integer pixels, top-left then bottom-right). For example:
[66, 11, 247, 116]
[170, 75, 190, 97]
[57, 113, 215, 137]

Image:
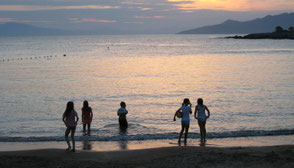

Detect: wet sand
[1, 145, 294, 168]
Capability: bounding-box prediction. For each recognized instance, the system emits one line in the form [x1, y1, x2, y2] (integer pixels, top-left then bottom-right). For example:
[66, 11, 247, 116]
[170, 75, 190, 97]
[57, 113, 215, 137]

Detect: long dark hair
[183, 98, 190, 106]
[197, 98, 203, 106]
[82, 100, 90, 111]
[64, 101, 74, 117]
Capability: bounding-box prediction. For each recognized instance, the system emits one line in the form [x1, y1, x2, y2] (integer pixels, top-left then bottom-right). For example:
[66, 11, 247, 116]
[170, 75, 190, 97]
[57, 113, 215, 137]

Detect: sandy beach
[1, 145, 293, 168]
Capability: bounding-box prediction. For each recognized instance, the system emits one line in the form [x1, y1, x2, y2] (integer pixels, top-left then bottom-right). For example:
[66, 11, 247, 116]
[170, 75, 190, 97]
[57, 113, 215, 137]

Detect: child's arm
[82, 110, 84, 122]
[90, 108, 93, 120]
[189, 104, 192, 114]
[174, 109, 180, 121]
[62, 114, 67, 126]
[75, 111, 79, 123]
[205, 105, 210, 118]
[194, 106, 198, 119]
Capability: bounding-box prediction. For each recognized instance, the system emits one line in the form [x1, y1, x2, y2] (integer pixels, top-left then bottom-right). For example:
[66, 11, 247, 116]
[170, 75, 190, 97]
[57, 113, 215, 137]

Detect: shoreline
[1, 145, 294, 168]
[1, 135, 294, 152]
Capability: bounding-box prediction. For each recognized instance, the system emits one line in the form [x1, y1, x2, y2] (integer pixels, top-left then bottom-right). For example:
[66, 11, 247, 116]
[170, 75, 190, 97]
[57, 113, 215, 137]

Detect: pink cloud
[0, 18, 16, 22]
[153, 16, 165, 19]
[69, 18, 117, 23]
[0, 5, 120, 11]
[134, 16, 165, 19]
[0, 17, 52, 23]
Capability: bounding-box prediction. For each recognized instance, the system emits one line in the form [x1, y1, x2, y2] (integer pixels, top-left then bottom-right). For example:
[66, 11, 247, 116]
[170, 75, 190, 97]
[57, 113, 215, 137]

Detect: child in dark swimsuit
[82, 100, 93, 136]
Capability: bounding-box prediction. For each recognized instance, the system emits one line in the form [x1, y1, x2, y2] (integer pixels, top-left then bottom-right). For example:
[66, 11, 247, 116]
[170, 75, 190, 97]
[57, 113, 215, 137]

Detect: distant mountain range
[0, 22, 72, 36]
[1, 13, 294, 36]
[178, 13, 294, 34]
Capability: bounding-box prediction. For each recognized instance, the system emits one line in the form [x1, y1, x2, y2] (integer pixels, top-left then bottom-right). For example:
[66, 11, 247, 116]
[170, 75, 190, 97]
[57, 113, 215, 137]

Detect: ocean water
[0, 34, 293, 142]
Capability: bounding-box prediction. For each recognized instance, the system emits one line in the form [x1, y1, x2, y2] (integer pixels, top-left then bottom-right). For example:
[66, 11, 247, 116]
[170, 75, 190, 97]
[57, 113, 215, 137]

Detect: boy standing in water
[194, 98, 210, 142]
[117, 101, 128, 129]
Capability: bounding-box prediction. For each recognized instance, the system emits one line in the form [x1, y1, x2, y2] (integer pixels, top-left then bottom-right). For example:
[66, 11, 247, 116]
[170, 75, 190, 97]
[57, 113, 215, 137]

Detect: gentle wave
[0, 129, 293, 142]
[212, 49, 294, 54]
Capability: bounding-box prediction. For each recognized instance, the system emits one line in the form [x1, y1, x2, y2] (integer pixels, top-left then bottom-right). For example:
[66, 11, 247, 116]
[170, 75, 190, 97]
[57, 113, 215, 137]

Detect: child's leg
[125, 120, 128, 128]
[198, 121, 207, 141]
[65, 127, 71, 150]
[203, 123, 206, 140]
[198, 122, 204, 141]
[71, 127, 76, 152]
[184, 125, 189, 145]
[178, 123, 185, 143]
[83, 123, 86, 133]
[87, 123, 91, 136]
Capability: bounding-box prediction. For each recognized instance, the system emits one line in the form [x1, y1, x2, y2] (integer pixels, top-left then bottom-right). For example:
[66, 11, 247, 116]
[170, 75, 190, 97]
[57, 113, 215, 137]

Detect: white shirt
[196, 105, 206, 121]
[117, 108, 128, 120]
[180, 105, 191, 121]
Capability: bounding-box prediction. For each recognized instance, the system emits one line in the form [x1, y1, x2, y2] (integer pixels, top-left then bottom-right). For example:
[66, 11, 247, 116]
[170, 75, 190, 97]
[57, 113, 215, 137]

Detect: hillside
[178, 13, 294, 34]
[0, 22, 71, 36]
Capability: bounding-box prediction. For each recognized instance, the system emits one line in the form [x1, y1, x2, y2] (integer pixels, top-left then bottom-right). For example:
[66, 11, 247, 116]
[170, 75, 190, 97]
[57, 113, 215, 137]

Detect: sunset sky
[0, 0, 293, 34]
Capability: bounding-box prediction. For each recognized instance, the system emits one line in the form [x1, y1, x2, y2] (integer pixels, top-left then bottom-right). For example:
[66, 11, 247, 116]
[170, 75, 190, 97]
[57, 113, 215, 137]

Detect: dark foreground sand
[1, 145, 294, 168]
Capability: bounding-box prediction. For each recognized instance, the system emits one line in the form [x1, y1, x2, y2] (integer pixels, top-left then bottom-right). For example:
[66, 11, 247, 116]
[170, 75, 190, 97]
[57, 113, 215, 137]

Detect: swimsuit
[82, 107, 92, 124]
[180, 105, 191, 126]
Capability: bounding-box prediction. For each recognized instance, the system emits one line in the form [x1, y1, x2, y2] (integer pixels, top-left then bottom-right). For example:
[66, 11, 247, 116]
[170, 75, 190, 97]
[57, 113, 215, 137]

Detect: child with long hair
[62, 101, 79, 152]
[194, 98, 210, 142]
[174, 98, 192, 145]
[82, 100, 93, 136]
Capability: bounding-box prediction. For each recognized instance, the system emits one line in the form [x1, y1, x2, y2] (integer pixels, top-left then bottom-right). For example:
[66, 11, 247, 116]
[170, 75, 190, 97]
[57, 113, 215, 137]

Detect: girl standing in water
[174, 98, 192, 145]
[82, 100, 93, 136]
[194, 98, 210, 142]
[62, 101, 79, 152]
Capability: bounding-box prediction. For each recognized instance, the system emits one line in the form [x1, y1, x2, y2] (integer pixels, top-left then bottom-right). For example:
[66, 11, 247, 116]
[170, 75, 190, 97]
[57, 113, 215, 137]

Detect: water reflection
[82, 140, 92, 150]
[199, 140, 206, 147]
[118, 127, 128, 150]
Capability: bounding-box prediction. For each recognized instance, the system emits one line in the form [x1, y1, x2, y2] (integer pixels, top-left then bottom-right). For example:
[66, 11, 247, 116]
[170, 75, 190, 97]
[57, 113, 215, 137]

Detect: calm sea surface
[0, 34, 293, 142]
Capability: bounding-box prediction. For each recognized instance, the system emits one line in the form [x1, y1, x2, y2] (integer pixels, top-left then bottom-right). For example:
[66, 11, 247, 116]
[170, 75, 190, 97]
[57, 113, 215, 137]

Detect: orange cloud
[69, 18, 117, 23]
[0, 5, 120, 11]
[168, 0, 294, 11]
[137, 7, 152, 11]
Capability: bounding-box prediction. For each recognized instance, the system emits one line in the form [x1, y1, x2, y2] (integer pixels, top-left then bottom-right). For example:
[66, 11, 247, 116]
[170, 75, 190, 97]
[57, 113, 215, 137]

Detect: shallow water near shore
[0, 34, 294, 144]
[1, 135, 294, 152]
